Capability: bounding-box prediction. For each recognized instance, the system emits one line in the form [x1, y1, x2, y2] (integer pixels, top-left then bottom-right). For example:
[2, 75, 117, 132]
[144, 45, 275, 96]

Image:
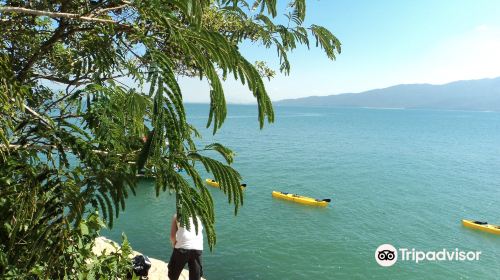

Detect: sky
[180, 0, 500, 103]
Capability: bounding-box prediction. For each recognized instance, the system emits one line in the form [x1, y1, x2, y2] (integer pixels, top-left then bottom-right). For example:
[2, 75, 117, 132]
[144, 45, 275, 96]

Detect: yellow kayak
[272, 191, 331, 207]
[205, 179, 246, 190]
[462, 219, 500, 234]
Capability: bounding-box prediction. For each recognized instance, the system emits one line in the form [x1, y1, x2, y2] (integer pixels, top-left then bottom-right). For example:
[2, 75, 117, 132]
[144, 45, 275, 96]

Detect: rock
[93, 237, 205, 280]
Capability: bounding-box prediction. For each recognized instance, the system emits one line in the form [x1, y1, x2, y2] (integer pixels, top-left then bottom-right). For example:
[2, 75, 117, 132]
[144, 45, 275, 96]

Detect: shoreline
[93, 237, 205, 280]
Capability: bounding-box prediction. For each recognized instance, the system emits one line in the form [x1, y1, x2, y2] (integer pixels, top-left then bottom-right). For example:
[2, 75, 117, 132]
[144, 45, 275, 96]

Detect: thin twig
[91, 4, 129, 16]
[16, 23, 69, 82]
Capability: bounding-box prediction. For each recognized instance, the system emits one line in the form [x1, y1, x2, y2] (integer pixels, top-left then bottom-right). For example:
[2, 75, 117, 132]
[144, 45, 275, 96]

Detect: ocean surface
[104, 104, 500, 279]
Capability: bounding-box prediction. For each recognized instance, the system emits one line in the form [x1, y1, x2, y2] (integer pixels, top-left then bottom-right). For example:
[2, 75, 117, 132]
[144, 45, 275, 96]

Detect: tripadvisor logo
[375, 244, 397, 267]
[375, 244, 482, 267]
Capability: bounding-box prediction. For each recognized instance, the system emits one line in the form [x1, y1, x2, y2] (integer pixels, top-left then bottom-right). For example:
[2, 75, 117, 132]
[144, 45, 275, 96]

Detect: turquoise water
[104, 104, 500, 279]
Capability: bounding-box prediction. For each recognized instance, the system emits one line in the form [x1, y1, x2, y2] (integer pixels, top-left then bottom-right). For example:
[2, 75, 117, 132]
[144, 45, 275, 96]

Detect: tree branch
[32, 74, 76, 85]
[18, 100, 53, 128]
[0, 6, 130, 26]
[91, 4, 130, 16]
[34, 73, 130, 87]
[16, 23, 70, 82]
[0, 144, 138, 157]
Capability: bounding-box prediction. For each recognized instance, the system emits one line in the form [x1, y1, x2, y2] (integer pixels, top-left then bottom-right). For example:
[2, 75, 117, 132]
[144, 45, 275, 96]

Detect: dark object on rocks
[132, 255, 151, 279]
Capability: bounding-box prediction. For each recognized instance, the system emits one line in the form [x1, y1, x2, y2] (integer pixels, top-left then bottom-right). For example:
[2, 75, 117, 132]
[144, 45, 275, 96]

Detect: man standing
[168, 213, 204, 280]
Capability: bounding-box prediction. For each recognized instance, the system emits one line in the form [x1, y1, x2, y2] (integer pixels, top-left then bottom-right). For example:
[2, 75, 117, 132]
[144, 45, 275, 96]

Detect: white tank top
[174, 214, 204, 250]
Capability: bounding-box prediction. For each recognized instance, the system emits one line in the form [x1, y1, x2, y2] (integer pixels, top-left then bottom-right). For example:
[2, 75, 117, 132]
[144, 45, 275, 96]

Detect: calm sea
[104, 104, 500, 279]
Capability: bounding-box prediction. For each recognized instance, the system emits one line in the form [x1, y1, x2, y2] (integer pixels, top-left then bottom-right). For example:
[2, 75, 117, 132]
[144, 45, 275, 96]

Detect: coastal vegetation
[0, 0, 340, 278]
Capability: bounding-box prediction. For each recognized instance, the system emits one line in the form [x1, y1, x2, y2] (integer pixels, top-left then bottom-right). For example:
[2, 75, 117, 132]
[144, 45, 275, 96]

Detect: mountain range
[276, 77, 500, 111]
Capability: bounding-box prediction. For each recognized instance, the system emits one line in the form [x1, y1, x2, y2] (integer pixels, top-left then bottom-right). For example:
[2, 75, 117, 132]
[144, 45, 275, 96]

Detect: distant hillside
[276, 77, 500, 111]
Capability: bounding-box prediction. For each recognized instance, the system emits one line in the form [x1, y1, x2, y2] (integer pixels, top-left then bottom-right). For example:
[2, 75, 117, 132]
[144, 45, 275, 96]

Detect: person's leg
[187, 250, 203, 280]
[168, 248, 189, 280]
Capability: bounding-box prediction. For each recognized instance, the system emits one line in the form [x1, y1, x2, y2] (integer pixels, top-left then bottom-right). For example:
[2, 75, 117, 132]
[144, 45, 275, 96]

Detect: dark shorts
[168, 248, 203, 280]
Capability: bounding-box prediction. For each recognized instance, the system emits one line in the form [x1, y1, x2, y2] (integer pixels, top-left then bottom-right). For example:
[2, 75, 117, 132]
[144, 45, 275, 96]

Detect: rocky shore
[93, 237, 205, 280]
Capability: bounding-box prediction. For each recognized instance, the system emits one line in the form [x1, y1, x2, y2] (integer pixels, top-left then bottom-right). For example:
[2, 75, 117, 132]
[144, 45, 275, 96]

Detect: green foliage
[0, 0, 340, 278]
[83, 231, 136, 280]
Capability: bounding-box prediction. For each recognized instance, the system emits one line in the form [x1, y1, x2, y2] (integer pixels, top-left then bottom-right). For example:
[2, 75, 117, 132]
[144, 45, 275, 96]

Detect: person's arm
[170, 215, 178, 247]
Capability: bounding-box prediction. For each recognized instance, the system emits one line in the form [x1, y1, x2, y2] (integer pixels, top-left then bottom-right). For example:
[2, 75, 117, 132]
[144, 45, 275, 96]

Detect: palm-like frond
[0, 0, 340, 276]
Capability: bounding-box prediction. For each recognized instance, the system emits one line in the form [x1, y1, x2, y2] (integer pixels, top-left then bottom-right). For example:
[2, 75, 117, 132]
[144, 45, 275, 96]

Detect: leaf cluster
[0, 0, 340, 277]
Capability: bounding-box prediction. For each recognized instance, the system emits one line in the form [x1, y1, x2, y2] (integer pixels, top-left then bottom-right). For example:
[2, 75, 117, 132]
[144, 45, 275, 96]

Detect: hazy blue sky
[180, 0, 500, 103]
